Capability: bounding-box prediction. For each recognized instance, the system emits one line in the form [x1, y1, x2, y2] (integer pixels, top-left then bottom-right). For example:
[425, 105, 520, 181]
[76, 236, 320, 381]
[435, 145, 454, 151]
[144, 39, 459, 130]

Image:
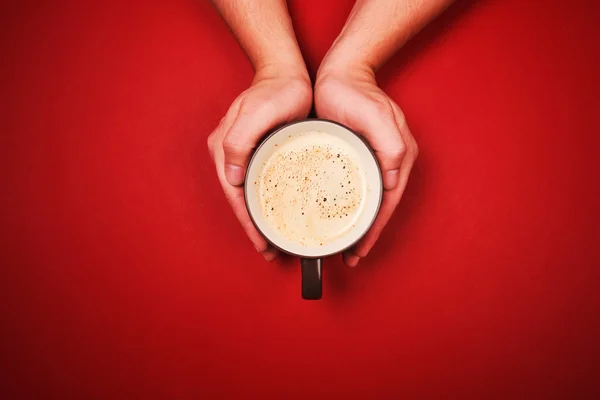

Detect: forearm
[319, 0, 453, 76]
[211, 0, 308, 79]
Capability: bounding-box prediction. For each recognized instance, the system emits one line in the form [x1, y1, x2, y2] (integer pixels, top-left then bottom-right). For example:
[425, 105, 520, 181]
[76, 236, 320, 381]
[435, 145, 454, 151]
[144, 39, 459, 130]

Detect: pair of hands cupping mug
[211, 115, 415, 300]
[207, 0, 432, 300]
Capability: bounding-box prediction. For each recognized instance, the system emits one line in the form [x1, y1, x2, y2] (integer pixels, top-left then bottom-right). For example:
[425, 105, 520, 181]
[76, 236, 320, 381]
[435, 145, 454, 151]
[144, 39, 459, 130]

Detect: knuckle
[207, 133, 218, 160]
[371, 100, 393, 118]
[395, 109, 408, 130]
[235, 96, 255, 118]
[390, 142, 407, 162]
[238, 95, 250, 111]
[207, 132, 216, 150]
[412, 140, 419, 159]
[222, 135, 245, 157]
[208, 117, 227, 155]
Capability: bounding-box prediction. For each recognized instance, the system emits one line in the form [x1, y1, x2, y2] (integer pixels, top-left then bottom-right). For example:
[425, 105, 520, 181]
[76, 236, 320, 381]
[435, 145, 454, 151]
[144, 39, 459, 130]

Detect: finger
[213, 140, 273, 255]
[210, 100, 280, 259]
[222, 100, 283, 186]
[348, 105, 418, 262]
[390, 101, 418, 159]
[352, 184, 405, 259]
[262, 245, 279, 262]
[207, 98, 242, 160]
[343, 251, 360, 268]
[207, 118, 225, 161]
[350, 145, 417, 260]
[225, 182, 271, 253]
[343, 99, 407, 190]
[222, 90, 309, 186]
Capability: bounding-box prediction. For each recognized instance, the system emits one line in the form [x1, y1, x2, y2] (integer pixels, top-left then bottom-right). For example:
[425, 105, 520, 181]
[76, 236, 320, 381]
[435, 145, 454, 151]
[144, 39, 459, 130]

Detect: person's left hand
[314, 65, 419, 267]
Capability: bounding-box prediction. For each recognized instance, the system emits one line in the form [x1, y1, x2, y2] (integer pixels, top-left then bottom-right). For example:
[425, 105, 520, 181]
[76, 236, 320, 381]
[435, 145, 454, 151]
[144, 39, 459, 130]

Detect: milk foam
[255, 131, 366, 248]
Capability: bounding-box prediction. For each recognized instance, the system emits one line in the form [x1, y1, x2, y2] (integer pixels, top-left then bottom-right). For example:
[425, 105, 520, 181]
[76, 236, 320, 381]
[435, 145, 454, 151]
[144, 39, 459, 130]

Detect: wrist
[254, 56, 310, 85]
[316, 48, 375, 88]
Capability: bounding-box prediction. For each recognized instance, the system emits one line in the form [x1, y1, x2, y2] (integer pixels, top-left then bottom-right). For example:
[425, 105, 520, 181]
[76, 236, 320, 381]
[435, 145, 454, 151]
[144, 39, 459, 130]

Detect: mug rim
[243, 118, 383, 259]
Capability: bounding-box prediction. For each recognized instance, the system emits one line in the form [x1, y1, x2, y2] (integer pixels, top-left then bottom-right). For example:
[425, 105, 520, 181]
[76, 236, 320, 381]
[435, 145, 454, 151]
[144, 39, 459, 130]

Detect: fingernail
[384, 169, 400, 190]
[344, 254, 360, 267]
[225, 164, 245, 186]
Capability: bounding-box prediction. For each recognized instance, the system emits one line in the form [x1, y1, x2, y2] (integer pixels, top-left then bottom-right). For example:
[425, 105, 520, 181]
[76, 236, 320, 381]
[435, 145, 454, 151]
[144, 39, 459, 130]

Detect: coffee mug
[244, 119, 383, 299]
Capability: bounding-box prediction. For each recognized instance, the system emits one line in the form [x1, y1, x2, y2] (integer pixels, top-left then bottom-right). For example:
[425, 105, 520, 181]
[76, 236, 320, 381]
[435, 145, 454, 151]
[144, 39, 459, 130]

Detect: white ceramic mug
[244, 119, 383, 299]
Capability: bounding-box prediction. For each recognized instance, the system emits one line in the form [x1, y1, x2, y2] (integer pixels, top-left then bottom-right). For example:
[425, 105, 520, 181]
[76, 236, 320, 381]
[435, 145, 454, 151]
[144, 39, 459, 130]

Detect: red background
[2, 0, 599, 398]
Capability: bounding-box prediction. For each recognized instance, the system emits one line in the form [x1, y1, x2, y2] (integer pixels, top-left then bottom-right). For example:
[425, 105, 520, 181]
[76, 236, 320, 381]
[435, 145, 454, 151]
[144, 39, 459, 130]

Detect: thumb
[344, 101, 407, 190]
[222, 100, 288, 186]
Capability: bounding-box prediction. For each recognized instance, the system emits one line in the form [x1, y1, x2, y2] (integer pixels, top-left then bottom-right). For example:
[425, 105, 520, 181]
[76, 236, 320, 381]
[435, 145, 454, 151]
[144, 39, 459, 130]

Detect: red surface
[2, 0, 599, 398]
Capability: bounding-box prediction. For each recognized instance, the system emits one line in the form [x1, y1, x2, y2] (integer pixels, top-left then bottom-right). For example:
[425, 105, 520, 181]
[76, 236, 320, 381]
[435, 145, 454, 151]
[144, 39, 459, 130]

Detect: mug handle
[301, 258, 322, 300]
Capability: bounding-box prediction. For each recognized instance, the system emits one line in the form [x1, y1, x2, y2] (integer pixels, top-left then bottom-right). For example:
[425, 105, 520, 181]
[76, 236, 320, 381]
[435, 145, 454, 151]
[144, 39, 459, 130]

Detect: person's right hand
[207, 68, 312, 261]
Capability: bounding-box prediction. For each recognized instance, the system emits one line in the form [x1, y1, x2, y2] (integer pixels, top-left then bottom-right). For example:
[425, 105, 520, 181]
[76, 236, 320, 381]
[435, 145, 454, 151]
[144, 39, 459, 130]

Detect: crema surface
[255, 131, 366, 248]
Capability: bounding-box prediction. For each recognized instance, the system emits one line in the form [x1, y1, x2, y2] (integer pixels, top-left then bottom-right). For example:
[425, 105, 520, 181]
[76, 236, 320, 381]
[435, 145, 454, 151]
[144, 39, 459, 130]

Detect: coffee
[254, 131, 366, 248]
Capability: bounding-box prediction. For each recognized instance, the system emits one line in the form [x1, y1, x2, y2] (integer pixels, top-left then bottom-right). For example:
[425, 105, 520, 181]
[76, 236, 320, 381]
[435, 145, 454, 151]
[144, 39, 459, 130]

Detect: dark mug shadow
[277, 252, 297, 270]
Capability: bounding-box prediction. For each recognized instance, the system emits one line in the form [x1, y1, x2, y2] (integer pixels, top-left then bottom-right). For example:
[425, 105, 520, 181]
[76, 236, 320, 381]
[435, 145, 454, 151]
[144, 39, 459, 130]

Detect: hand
[208, 68, 312, 261]
[314, 64, 419, 267]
